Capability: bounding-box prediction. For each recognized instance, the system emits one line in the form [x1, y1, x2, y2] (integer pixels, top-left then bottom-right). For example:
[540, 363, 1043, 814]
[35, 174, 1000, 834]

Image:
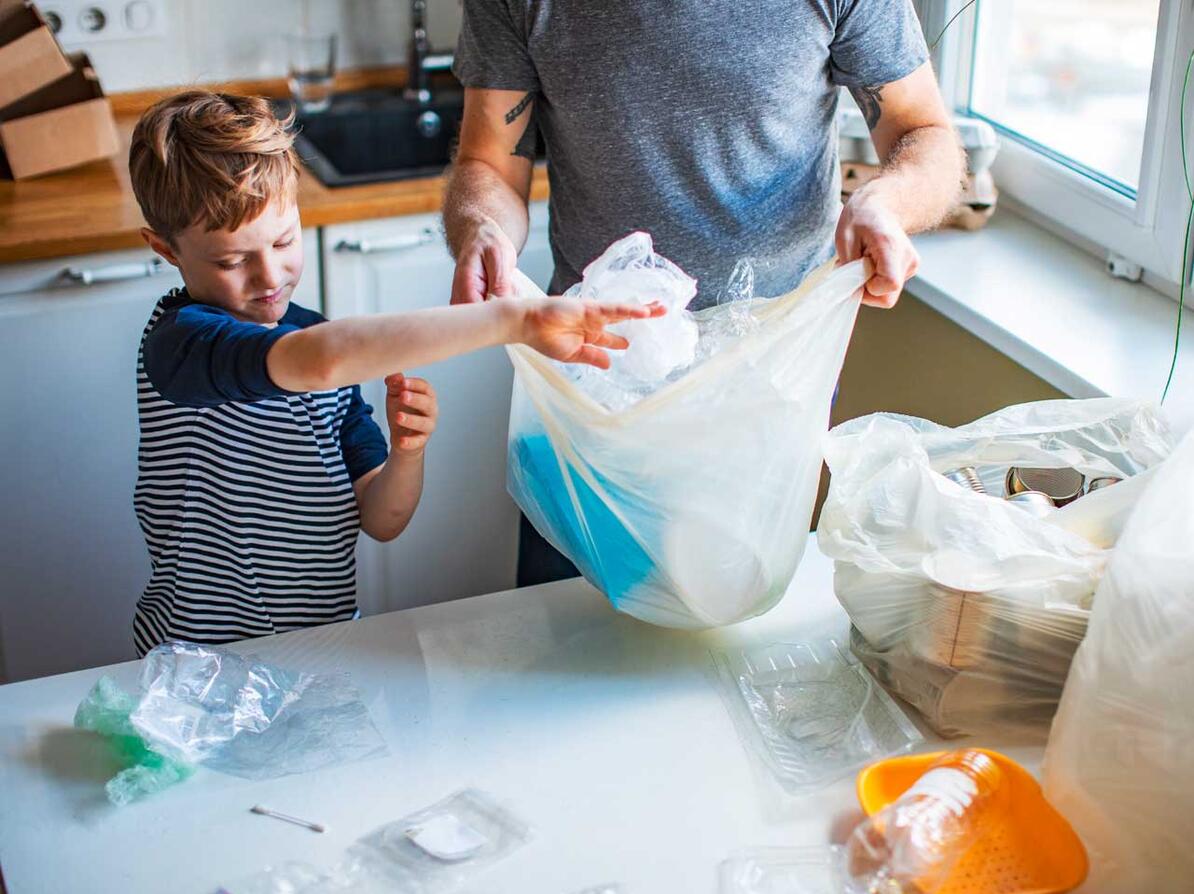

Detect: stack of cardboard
[0, 0, 119, 178]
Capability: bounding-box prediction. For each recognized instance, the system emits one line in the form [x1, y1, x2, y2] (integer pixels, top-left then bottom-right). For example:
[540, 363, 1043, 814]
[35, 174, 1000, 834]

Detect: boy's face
[143, 199, 304, 326]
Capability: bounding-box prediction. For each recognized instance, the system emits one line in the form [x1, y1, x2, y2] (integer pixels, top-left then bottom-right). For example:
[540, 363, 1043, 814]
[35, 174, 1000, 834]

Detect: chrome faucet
[404, 0, 454, 104]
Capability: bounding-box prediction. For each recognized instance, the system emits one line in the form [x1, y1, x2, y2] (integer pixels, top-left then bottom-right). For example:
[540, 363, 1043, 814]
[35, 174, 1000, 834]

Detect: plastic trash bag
[817, 399, 1172, 737]
[75, 641, 386, 804]
[507, 258, 869, 628]
[1042, 428, 1194, 894]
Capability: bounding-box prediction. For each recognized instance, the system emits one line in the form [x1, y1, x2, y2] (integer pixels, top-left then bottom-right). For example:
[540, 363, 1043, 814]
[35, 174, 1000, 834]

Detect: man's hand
[518, 299, 666, 369]
[450, 217, 520, 305]
[384, 373, 438, 455]
[836, 182, 920, 309]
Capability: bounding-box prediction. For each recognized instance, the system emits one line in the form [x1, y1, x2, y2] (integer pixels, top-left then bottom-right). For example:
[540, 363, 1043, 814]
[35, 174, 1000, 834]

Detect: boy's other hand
[519, 298, 666, 369]
[451, 218, 519, 305]
[385, 373, 438, 455]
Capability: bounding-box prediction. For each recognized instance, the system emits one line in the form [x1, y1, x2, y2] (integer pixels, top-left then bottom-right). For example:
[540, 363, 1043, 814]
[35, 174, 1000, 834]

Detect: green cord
[930, 0, 979, 52]
[1162, 47, 1194, 405]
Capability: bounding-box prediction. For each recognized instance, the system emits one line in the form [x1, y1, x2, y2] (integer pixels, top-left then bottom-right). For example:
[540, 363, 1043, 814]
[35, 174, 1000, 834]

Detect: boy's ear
[140, 228, 181, 268]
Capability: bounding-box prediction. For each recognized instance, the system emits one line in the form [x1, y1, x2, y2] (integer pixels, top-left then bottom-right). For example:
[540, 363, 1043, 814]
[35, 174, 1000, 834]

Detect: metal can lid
[1006, 467, 1085, 504]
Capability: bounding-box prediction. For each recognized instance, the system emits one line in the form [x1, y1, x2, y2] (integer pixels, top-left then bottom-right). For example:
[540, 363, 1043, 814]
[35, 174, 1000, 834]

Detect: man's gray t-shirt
[455, 0, 927, 308]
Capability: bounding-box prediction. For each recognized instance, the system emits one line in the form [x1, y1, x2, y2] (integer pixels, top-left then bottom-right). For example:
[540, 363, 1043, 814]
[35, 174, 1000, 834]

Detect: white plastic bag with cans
[1043, 427, 1194, 894]
[505, 258, 868, 628]
[816, 398, 1173, 737]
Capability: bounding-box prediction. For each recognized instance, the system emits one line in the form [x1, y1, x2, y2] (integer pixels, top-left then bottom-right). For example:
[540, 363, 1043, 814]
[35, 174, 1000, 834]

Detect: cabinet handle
[334, 228, 438, 255]
[62, 257, 166, 286]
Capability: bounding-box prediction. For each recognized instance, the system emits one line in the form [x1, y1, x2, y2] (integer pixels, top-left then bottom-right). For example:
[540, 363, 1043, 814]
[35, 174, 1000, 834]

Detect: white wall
[64, 0, 463, 93]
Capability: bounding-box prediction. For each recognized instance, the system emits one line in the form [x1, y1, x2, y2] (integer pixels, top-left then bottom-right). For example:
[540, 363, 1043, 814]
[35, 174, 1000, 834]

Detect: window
[969, 1, 1160, 197]
[923, 0, 1192, 285]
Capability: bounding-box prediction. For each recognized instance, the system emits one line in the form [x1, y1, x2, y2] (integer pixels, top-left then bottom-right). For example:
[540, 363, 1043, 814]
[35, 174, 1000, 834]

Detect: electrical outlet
[40, 0, 166, 44]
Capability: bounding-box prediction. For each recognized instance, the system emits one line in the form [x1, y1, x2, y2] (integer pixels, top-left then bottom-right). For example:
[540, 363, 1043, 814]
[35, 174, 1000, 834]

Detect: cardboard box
[0, 52, 120, 179]
[0, 1, 73, 110]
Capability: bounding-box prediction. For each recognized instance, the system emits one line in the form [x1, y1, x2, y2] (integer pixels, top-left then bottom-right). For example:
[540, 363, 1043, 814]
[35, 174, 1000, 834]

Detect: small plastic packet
[713, 637, 922, 796]
[348, 789, 531, 892]
[719, 846, 843, 894]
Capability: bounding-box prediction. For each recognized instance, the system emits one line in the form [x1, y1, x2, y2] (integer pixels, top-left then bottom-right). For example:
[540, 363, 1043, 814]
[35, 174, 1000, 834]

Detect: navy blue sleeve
[142, 303, 302, 408]
[339, 385, 389, 482]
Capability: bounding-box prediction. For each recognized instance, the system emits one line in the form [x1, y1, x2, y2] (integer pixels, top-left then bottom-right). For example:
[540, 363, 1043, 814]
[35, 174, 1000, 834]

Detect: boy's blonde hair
[129, 91, 299, 242]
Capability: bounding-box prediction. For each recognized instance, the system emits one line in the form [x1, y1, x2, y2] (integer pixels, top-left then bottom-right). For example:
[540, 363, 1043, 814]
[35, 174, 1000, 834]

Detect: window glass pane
[969, 0, 1161, 194]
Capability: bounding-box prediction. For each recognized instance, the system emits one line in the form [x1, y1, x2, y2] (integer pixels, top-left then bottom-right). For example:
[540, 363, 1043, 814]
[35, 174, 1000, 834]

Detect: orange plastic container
[856, 749, 1088, 894]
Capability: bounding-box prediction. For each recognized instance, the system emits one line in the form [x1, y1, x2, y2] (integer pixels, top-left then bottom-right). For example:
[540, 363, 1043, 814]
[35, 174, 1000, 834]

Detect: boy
[128, 91, 661, 655]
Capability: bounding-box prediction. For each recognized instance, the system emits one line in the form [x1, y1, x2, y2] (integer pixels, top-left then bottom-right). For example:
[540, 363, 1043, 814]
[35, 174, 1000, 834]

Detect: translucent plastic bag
[507, 259, 868, 628]
[817, 399, 1172, 736]
[1042, 428, 1194, 894]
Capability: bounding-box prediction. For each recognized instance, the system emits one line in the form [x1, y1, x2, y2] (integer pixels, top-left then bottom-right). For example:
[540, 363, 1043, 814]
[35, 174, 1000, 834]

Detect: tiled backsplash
[63, 0, 463, 93]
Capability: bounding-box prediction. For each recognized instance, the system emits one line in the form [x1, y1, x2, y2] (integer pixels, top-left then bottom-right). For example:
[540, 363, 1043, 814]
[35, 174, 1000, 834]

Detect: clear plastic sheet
[719, 846, 843, 894]
[508, 258, 868, 628]
[1043, 428, 1194, 894]
[75, 641, 386, 804]
[713, 638, 922, 796]
[131, 641, 387, 778]
[817, 399, 1173, 738]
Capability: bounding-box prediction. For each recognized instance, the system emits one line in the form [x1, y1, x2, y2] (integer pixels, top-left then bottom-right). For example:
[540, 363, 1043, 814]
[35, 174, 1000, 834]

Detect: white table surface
[0, 536, 1045, 894]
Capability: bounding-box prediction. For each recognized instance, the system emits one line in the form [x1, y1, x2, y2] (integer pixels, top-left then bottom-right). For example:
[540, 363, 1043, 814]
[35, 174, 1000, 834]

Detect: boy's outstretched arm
[265, 296, 664, 394]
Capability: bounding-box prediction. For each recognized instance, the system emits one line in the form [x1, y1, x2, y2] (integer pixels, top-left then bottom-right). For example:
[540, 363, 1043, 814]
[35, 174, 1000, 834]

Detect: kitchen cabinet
[321, 203, 554, 615]
[0, 233, 320, 682]
[0, 247, 180, 682]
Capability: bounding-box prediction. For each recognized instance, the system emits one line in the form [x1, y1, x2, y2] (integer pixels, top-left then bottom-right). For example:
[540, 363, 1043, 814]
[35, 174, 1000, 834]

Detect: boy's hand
[385, 373, 437, 456]
[519, 299, 666, 369]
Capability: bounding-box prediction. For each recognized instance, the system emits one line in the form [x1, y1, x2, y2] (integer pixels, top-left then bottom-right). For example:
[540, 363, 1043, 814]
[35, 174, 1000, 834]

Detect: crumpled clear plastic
[75, 641, 386, 804]
[564, 231, 699, 393]
[508, 258, 868, 628]
[1043, 427, 1194, 894]
[817, 398, 1173, 738]
[713, 638, 922, 797]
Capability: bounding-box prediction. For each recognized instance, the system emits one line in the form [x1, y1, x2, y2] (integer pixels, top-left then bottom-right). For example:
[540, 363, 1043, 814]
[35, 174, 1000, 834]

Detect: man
[444, 0, 965, 586]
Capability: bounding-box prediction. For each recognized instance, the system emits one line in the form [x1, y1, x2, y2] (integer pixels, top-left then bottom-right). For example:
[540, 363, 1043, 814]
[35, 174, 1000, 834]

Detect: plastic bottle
[844, 749, 1006, 894]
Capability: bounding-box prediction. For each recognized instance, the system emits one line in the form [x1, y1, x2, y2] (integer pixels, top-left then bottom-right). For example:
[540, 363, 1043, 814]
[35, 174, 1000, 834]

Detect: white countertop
[910, 209, 1194, 434]
[0, 537, 1044, 894]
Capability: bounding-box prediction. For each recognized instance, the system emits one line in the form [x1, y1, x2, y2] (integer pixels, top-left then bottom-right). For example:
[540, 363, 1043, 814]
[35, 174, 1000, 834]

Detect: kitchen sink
[284, 89, 466, 188]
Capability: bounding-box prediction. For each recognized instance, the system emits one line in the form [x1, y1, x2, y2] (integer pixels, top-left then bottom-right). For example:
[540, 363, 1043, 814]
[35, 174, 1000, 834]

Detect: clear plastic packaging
[844, 750, 1004, 894]
[713, 637, 922, 796]
[75, 641, 386, 804]
[348, 789, 531, 892]
[219, 790, 530, 894]
[719, 846, 842, 894]
[1043, 428, 1194, 894]
[817, 399, 1172, 737]
[508, 258, 868, 629]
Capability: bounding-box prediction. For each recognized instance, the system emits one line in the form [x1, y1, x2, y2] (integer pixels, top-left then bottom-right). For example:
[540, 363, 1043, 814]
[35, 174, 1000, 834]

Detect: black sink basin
[285, 90, 466, 188]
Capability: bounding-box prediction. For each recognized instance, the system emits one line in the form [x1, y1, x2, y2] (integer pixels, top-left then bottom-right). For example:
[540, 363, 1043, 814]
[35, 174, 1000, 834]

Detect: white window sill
[908, 209, 1194, 435]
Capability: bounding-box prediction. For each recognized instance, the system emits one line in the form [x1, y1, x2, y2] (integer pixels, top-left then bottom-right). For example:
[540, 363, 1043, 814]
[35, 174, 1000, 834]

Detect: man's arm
[837, 63, 966, 307]
[443, 87, 538, 304]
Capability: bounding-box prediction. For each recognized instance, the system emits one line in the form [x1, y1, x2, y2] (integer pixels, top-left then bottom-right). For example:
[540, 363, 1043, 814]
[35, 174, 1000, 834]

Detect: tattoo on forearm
[505, 92, 534, 125]
[850, 85, 884, 131]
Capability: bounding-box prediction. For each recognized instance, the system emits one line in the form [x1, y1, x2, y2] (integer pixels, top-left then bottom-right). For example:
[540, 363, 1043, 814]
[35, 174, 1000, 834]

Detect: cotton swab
[250, 804, 326, 833]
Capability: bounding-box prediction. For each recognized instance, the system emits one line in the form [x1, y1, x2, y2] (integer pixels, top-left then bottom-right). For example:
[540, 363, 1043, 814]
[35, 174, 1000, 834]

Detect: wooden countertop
[0, 73, 549, 265]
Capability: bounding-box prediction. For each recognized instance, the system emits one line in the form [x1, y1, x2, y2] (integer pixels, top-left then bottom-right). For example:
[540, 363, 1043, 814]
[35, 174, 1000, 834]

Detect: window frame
[920, 0, 1193, 285]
